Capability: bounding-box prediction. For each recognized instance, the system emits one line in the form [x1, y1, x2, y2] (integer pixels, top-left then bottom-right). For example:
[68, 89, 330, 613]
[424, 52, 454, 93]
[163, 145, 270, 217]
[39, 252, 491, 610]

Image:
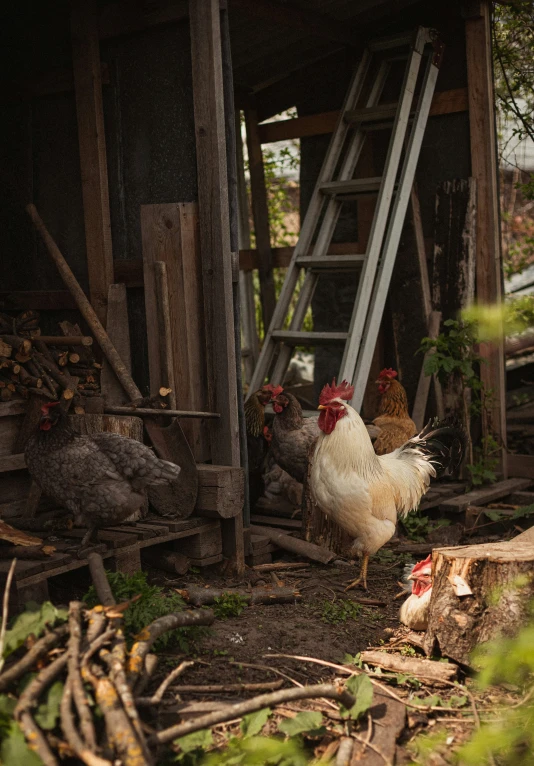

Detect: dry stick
[249, 524, 337, 565]
[67, 602, 97, 750]
[151, 684, 356, 745]
[38, 336, 93, 346]
[151, 660, 195, 704]
[134, 654, 159, 696]
[14, 652, 69, 766]
[0, 624, 69, 693]
[177, 586, 301, 607]
[60, 678, 112, 766]
[252, 562, 309, 572]
[170, 680, 285, 695]
[229, 661, 304, 689]
[105, 406, 220, 419]
[26, 204, 142, 403]
[127, 610, 215, 686]
[0, 559, 16, 674]
[336, 737, 354, 766]
[85, 609, 107, 645]
[81, 629, 116, 677]
[87, 552, 116, 607]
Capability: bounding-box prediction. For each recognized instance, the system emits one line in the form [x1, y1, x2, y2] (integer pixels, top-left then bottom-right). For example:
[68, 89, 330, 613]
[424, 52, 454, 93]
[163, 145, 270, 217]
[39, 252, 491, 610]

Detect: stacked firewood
[0, 311, 101, 413]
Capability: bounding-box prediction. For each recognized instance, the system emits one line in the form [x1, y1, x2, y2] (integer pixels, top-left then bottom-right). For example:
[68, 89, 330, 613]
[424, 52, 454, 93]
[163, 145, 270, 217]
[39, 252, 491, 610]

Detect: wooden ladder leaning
[247, 27, 444, 410]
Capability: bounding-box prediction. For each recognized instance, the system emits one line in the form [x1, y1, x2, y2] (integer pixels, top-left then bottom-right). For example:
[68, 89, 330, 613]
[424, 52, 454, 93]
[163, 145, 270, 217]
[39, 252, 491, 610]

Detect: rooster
[270, 390, 320, 484]
[25, 402, 181, 549]
[399, 555, 432, 630]
[245, 385, 281, 508]
[372, 369, 417, 455]
[310, 380, 465, 590]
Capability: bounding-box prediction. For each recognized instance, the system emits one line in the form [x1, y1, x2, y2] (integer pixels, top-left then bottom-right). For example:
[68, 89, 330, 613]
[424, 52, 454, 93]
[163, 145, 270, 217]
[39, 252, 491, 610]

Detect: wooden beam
[71, 0, 114, 326]
[189, 0, 240, 467]
[98, 0, 188, 40]
[465, 1, 507, 473]
[507, 454, 534, 479]
[244, 105, 276, 330]
[257, 88, 469, 143]
[230, 0, 360, 49]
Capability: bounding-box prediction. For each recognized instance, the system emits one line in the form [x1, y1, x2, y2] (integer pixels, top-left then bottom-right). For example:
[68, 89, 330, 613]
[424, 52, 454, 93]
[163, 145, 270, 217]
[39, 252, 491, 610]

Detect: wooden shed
[0, 0, 506, 598]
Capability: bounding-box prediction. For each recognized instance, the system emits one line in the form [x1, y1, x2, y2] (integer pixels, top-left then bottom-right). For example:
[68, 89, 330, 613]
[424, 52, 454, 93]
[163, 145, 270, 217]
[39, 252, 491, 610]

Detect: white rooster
[399, 555, 433, 631]
[310, 380, 465, 590]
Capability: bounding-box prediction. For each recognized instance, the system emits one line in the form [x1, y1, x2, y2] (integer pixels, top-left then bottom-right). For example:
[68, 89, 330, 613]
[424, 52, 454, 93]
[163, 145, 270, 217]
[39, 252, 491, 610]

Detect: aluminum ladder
[247, 27, 444, 410]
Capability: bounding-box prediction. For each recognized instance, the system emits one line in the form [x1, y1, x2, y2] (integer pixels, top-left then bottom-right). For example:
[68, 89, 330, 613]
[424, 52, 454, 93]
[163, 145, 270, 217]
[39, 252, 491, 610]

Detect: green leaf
[3, 603, 68, 659]
[34, 681, 63, 730]
[342, 674, 374, 720]
[175, 728, 213, 754]
[1, 721, 43, 766]
[240, 707, 271, 738]
[278, 710, 324, 737]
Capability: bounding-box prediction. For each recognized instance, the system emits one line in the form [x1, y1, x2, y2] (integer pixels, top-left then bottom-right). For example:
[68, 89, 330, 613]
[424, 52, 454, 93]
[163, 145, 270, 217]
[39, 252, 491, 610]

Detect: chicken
[244, 384, 280, 508]
[270, 390, 320, 484]
[25, 401, 181, 548]
[399, 555, 432, 630]
[262, 455, 303, 509]
[372, 368, 417, 455]
[309, 379, 466, 590]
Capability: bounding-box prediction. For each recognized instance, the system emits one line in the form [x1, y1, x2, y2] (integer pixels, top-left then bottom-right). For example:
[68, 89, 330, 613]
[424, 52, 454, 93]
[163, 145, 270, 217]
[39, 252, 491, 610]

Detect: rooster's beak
[317, 404, 326, 410]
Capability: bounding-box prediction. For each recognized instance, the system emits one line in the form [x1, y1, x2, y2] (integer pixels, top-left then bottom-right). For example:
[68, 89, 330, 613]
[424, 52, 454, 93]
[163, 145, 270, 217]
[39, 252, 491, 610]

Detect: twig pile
[0, 311, 99, 411]
[0, 554, 357, 766]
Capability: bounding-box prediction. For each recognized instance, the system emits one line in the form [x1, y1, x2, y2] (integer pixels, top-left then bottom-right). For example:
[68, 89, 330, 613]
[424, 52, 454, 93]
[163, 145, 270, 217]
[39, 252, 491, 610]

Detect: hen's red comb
[40, 401, 61, 415]
[411, 554, 432, 575]
[263, 384, 283, 398]
[378, 368, 397, 380]
[319, 379, 354, 405]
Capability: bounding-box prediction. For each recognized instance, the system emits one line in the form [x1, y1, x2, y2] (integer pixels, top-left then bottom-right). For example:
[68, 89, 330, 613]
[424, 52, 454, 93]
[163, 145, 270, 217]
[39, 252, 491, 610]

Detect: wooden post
[244, 104, 277, 332]
[190, 0, 244, 571]
[465, 0, 507, 474]
[70, 0, 114, 326]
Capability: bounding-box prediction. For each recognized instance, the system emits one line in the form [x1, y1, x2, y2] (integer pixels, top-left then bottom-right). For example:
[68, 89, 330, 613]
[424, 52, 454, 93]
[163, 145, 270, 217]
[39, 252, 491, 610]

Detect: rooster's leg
[344, 553, 369, 592]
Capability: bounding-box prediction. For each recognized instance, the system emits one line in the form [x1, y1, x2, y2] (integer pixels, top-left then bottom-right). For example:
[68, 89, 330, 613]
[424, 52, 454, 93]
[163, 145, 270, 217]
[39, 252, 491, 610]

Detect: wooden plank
[257, 88, 469, 143]
[465, 2, 507, 472]
[250, 514, 302, 529]
[190, 0, 240, 468]
[143, 517, 205, 533]
[71, 0, 114, 326]
[141, 203, 210, 462]
[100, 284, 131, 406]
[0, 454, 26, 473]
[244, 104, 277, 331]
[439, 478, 532, 513]
[508, 454, 534, 480]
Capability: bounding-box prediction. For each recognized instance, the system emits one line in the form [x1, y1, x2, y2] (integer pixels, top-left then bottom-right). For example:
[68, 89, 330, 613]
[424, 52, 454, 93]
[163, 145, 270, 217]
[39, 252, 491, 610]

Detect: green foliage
[1, 721, 43, 766]
[401, 512, 449, 542]
[0, 695, 16, 738]
[315, 599, 361, 625]
[408, 730, 448, 764]
[3, 602, 67, 660]
[463, 296, 534, 342]
[84, 570, 209, 652]
[34, 681, 63, 730]
[466, 434, 500, 487]
[419, 318, 481, 391]
[485, 503, 534, 523]
[341, 675, 374, 721]
[213, 593, 248, 619]
[278, 711, 324, 738]
[241, 708, 272, 738]
[200, 735, 308, 766]
[175, 729, 214, 762]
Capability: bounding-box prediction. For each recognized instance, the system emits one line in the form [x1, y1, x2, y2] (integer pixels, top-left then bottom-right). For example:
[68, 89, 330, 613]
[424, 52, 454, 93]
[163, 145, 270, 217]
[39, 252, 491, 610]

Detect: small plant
[212, 593, 248, 619]
[401, 512, 450, 542]
[315, 599, 361, 625]
[466, 434, 500, 487]
[84, 570, 209, 652]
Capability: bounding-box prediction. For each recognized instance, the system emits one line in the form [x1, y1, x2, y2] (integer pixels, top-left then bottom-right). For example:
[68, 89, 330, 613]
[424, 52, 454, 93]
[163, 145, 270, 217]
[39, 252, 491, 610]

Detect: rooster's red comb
[263, 384, 284, 398]
[411, 555, 432, 575]
[378, 368, 398, 380]
[319, 379, 354, 405]
[40, 401, 61, 415]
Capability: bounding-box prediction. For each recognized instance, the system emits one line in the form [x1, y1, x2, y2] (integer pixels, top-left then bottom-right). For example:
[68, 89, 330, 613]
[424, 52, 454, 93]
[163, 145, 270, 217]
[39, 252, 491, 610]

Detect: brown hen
[372, 368, 417, 455]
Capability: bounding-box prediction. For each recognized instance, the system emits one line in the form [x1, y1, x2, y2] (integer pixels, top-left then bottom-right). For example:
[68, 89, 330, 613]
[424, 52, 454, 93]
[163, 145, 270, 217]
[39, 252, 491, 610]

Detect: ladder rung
[319, 178, 382, 196]
[271, 331, 348, 346]
[344, 103, 397, 125]
[295, 255, 365, 269]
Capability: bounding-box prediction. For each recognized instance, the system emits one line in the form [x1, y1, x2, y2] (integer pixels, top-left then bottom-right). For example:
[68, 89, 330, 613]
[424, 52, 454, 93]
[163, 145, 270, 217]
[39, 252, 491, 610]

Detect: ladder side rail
[337, 40, 427, 385]
[348, 52, 440, 411]
[247, 49, 373, 395]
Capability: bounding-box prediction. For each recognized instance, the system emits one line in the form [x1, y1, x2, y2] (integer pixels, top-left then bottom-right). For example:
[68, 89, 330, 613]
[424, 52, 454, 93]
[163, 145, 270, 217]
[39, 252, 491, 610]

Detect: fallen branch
[127, 610, 215, 685]
[170, 680, 285, 694]
[0, 559, 16, 673]
[150, 660, 194, 704]
[67, 603, 97, 750]
[87, 552, 116, 607]
[359, 650, 458, 685]
[151, 683, 356, 745]
[251, 562, 309, 572]
[60, 677, 111, 766]
[249, 524, 337, 565]
[0, 624, 69, 692]
[177, 586, 301, 607]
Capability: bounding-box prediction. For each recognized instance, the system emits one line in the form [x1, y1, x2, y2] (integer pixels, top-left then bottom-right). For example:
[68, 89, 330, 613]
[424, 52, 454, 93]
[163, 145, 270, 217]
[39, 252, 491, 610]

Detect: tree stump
[69, 414, 148, 518]
[424, 542, 534, 666]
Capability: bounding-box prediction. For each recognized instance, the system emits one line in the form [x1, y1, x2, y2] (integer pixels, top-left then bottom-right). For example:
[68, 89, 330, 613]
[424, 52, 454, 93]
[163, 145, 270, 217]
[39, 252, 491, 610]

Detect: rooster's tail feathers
[410, 416, 467, 478]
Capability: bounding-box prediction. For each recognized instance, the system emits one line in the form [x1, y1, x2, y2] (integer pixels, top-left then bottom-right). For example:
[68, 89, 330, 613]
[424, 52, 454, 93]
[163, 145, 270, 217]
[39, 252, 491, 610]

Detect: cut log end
[424, 542, 534, 666]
